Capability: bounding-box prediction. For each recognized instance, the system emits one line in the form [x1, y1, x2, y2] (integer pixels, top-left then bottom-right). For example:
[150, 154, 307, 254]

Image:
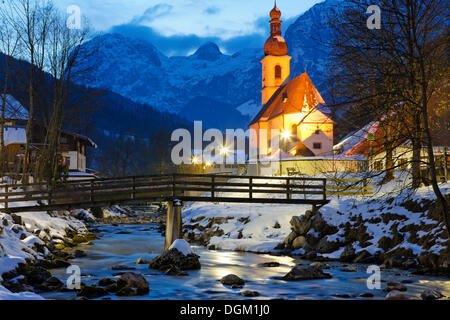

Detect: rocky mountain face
[74, 0, 342, 129]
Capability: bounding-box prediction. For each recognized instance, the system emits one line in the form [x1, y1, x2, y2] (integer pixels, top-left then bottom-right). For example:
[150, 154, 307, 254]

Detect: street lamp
[219, 146, 230, 171]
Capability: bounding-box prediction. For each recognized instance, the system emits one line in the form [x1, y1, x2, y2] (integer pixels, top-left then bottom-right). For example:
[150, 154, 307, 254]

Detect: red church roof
[250, 72, 329, 125]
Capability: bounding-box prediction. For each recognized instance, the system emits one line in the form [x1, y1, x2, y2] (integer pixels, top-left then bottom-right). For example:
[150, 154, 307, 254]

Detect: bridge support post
[164, 199, 182, 250]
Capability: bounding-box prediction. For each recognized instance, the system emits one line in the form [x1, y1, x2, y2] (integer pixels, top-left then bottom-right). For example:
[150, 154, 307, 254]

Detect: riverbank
[182, 175, 450, 275]
[0, 200, 166, 299]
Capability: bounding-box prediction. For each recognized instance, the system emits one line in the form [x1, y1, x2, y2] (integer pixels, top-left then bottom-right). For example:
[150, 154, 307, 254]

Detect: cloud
[111, 24, 220, 56]
[131, 3, 173, 24]
[203, 6, 220, 15]
[109, 10, 299, 56]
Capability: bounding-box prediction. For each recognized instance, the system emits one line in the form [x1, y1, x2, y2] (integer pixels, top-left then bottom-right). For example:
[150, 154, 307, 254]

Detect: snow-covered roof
[3, 127, 26, 145]
[4, 95, 28, 120]
[333, 121, 378, 155]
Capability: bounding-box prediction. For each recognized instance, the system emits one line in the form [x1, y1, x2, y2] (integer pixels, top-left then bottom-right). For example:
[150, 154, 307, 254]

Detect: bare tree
[329, 0, 449, 241]
[34, 4, 89, 182]
[0, 4, 21, 175]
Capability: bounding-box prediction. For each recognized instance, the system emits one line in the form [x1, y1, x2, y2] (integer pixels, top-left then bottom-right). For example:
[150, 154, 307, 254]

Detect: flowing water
[41, 223, 450, 300]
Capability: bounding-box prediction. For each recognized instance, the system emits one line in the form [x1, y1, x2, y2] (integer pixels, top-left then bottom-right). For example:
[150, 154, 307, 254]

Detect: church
[249, 3, 335, 159]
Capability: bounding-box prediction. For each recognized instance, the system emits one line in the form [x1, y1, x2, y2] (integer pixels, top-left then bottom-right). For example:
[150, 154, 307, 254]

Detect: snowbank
[0, 184, 91, 299]
[0, 284, 43, 300]
[182, 173, 450, 263]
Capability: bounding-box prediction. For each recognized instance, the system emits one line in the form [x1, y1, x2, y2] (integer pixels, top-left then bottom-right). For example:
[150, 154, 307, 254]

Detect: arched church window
[275, 65, 282, 79]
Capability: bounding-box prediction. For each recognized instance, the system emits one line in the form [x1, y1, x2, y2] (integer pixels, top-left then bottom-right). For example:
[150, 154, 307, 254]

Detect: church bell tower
[261, 2, 291, 105]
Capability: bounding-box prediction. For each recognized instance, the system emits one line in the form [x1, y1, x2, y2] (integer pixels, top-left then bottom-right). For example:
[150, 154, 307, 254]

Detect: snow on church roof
[250, 72, 330, 125]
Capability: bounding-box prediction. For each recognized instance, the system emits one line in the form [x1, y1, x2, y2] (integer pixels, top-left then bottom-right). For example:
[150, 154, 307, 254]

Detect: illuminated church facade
[249, 3, 335, 158]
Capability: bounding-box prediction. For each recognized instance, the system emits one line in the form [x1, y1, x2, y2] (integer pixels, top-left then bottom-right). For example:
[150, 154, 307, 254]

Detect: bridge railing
[0, 174, 328, 212]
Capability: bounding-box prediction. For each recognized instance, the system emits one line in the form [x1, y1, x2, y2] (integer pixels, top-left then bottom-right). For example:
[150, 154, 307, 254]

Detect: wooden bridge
[0, 174, 329, 249]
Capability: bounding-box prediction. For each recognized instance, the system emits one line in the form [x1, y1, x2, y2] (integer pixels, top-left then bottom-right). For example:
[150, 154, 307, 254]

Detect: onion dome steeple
[264, 1, 288, 56]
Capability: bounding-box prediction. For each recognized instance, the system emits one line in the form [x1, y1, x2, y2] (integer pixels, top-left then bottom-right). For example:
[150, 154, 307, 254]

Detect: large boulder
[385, 290, 408, 300]
[149, 241, 201, 272]
[292, 236, 308, 250]
[77, 285, 109, 299]
[282, 266, 332, 281]
[290, 215, 311, 235]
[311, 213, 338, 236]
[220, 274, 246, 286]
[385, 282, 407, 292]
[116, 272, 149, 296]
[25, 266, 51, 285]
[284, 231, 298, 245]
[340, 245, 356, 262]
[420, 289, 444, 300]
[316, 238, 342, 254]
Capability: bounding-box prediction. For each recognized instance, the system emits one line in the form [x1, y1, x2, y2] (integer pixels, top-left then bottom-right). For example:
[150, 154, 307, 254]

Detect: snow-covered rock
[168, 239, 193, 256]
[0, 284, 43, 300]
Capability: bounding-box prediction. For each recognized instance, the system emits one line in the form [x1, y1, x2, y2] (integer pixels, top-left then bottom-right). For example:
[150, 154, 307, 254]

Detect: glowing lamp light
[192, 156, 200, 164]
[268, 147, 272, 154]
[291, 150, 297, 156]
[205, 160, 213, 167]
[220, 146, 230, 156]
[281, 130, 291, 140]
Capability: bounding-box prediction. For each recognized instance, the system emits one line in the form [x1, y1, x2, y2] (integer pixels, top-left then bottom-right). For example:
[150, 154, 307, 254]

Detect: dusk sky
[56, 0, 325, 55]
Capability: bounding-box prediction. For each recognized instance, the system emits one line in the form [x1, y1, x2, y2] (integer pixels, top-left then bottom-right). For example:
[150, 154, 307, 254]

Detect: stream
[40, 222, 450, 300]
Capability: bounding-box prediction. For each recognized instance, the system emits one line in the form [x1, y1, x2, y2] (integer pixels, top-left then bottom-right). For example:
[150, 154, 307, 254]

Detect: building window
[275, 65, 282, 79]
[313, 143, 322, 149]
[398, 158, 407, 169]
[374, 160, 383, 171]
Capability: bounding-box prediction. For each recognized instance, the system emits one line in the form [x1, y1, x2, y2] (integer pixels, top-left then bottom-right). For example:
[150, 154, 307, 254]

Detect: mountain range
[74, 0, 341, 130]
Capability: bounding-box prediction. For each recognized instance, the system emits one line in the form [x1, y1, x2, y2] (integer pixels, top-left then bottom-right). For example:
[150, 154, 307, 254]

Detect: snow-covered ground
[0, 184, 92, 299]
[182, 172, 449, 259]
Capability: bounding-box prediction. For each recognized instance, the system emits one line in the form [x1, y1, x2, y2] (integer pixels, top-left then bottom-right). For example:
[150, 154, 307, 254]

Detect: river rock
[240, 290, 260, 297]
[220, 274, 245, 286]
[309, 262, 329, 270]
[149, 248, 201, 272]
[383, 256, 404, 269]
[111, 265, 136, 271]
[292, 236, 308, 250]
[290, 216, 311, 235]
[282, 266, 332, 281]
[339, 245, 356, 262]
[258, 262, 280, 268]
[353, 250, 375, 264]
[77, 285, 109, 299]
[420, 289, 444, 300]
[25, 266, 51, 285]
[284, 231, 298, 245]
[136, 258, 150, 265]
[359, 292, 374, 298]
[340, 266, 357, 272]
[116, 272, 149, 296]
[385, 282, 407, 292]
[98, 278, 116, 287]
[39, 276, 64, 291]
[74, 250, 87, 258]
[164, 265, 188, 276]
[316, 238, 341, 254]
[385, 290, 408, 300]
